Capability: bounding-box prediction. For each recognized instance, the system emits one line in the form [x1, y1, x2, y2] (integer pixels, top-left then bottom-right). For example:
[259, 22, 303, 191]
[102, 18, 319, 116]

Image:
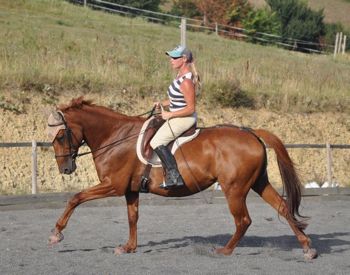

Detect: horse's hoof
[48, 229, 64, 246]
[215, 247, 233, 256]
[114, 246, 136, 255]
[304, 248, 318, 260]
[48, 234, 63, 246]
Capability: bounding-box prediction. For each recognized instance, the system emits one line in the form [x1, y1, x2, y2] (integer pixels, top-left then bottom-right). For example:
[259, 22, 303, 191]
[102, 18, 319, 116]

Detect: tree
[194, 0, 251, 26]
[170, 0, 201, 18]
[108, 0, 161, 11]
[241, 8, 281, 43]
[266, 0, 325, 51]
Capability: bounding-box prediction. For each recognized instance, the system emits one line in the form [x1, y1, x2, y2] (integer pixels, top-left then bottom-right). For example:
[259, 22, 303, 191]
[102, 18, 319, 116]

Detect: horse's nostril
[64, 168, 70, 174]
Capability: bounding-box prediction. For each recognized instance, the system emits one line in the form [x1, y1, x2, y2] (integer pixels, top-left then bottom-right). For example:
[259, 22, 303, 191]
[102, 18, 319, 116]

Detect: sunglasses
[171, 56, 183, 60]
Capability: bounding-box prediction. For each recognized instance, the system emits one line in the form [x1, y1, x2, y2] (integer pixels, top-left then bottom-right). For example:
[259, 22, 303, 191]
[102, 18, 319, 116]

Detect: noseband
[48, 112, 85, 160]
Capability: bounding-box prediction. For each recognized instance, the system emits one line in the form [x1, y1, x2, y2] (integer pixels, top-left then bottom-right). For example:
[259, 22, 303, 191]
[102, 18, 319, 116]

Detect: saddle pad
[136, 117, 200, 167]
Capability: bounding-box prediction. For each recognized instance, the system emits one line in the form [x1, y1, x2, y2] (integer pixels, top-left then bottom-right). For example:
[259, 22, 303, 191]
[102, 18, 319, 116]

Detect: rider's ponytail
[189, 62, 201, 96]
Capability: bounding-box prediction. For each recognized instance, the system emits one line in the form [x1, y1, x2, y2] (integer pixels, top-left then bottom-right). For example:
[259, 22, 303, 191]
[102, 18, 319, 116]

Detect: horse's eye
[56, 134, 65, 143]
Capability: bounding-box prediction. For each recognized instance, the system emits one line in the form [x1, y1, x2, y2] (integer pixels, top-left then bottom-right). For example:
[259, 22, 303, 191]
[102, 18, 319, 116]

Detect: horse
[47, 97, 317, 260]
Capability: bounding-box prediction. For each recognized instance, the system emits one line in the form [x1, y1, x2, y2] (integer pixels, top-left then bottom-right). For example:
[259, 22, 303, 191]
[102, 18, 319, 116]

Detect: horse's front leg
[114, 191, 139, 255]
[49, 181, 116, 245]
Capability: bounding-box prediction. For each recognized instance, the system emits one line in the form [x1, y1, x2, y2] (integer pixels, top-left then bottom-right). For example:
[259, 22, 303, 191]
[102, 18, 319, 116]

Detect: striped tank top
[167, 72, 193, 112]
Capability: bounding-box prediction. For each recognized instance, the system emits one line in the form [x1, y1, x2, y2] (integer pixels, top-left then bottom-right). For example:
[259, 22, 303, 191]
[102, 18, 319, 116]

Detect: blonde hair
[189, 62, 201, 96]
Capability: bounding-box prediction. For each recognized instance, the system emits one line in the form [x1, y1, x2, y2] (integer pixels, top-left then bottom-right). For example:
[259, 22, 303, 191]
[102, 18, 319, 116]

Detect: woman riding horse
[151, 45, 200, 189]
[47, 97, 317, 259]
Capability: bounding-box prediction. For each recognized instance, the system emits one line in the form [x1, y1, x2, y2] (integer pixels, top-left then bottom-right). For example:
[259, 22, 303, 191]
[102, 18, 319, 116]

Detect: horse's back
[177, 125, 266, 184]
[195, 125, 264, 155]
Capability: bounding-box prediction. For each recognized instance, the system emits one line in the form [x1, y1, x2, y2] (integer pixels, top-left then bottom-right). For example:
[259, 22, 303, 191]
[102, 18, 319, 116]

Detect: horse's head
[47, 110, 84, 175]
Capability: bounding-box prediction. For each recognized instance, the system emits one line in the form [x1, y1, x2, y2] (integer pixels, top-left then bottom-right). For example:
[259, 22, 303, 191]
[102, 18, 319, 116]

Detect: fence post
[334, 32, 339, 58]
[84, 0, 87, 7]
[342, 35, 347, 54]
[338, 32, 343, 54]
[181, 18, 186, 47]
[31, 140, 38, 194]
[326, 143, 333, 187]
[215, 22, 218, 35]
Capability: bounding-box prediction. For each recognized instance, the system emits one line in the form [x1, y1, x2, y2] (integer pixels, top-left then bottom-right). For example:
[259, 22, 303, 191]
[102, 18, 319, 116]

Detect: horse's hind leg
[259, 182, 317, 259]
[216, 190, 252, 255]
[49, 182, 116, 245]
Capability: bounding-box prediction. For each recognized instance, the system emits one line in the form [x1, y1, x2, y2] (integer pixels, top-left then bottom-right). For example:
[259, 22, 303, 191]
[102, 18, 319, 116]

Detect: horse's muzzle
[59, 160, 77, 175]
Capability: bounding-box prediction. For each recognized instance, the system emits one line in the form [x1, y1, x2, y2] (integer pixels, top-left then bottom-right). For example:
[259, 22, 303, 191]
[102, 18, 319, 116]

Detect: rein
[49, 107, 157, 160]
[77, 107, 158, 158]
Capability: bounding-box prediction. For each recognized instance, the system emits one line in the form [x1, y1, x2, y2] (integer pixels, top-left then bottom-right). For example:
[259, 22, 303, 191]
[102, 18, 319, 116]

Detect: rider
[150, 45, 201, 189]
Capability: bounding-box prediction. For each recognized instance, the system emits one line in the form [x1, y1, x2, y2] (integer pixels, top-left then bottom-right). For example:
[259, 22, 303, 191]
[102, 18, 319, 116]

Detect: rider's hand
[161, 110, 172, 120]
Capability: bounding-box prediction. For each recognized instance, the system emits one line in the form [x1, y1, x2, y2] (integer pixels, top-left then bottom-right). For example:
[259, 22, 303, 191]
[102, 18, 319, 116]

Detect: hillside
[0, 0, 349, 194]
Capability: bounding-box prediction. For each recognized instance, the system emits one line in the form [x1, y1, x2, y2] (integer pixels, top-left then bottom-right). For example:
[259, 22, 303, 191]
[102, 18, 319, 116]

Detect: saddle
[136, 116, 200, 167]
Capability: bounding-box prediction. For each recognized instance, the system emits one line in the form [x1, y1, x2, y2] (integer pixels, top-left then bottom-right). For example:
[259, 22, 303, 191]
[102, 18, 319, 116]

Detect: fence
[68, 0, 342, 54]
[0, 141, 349, 195]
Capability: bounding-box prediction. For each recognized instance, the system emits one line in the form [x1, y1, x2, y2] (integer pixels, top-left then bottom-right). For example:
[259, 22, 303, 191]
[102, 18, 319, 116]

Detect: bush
[241, 8, 281, 44]
[266, 0, 325, 52]
[169, 0, 201, 18]
[324, 23, 350, 52]
[107, 0, 161, 11]
[205, 78, 254, 108]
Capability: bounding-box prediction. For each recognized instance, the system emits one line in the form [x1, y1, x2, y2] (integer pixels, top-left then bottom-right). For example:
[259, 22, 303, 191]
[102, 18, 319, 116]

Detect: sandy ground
[0, 92, 349, 194]
[0, 192, 349, 274]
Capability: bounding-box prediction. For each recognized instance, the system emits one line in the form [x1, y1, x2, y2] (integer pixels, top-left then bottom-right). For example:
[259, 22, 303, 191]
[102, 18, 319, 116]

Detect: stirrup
[159, 178, 184, 189]
[159, 182, 183, 189]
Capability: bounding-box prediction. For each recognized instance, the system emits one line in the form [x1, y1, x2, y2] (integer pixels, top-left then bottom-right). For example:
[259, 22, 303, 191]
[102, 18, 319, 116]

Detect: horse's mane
[58, 96, 94, 111]
[58, 96, 144, 121]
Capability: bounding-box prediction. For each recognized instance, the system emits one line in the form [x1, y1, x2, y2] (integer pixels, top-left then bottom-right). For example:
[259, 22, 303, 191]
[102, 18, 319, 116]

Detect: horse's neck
[78, 107, 143, 151]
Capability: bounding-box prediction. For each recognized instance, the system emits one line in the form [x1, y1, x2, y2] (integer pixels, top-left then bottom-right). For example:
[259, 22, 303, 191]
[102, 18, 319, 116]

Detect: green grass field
[0, 0, 349, 113]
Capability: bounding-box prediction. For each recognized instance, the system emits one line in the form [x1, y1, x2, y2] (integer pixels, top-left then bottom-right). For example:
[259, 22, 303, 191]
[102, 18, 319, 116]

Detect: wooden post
[181, 18, 186, 47]
[84, 0, 87, 7]
[31, 140, 37, 194]
[342, 35, 347, 54]
[215, 22, 218, 35]
[334, 32, 339, 58]
[338, 32, 343, 54]
[326, 143, 333, 187]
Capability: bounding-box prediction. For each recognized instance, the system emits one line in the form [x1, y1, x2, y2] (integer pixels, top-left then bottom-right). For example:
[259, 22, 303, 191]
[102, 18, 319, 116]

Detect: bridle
[48, 112, 85, 161]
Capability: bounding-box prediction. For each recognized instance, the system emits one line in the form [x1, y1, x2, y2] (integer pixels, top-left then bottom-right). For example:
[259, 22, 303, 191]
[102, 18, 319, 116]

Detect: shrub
[266, 0, 325, 52]
[324, 23, 349, 52]
[241, 8, 282, 44]
[170, 0, 201, 18]
[205, 78, 254, 108]
[104, 0, 161, 11]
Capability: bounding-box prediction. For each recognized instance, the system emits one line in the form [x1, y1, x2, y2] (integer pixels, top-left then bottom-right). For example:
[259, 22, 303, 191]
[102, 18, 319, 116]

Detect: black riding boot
[154, 145, 185, 188]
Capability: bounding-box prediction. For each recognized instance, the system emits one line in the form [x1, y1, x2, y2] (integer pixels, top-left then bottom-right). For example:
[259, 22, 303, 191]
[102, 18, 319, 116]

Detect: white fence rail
[1, 142, 349, 194]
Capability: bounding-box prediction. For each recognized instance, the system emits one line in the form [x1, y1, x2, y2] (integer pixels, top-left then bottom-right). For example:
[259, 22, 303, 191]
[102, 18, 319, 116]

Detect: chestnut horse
[47, 97, 317, 259]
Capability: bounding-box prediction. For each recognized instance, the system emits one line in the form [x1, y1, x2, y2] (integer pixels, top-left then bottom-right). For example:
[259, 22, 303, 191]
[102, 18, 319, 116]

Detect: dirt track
[1, 192, 349, 274]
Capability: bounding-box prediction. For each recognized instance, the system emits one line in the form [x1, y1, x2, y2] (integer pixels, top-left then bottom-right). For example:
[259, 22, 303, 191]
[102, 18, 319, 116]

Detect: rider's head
[166, 45, 193, 64]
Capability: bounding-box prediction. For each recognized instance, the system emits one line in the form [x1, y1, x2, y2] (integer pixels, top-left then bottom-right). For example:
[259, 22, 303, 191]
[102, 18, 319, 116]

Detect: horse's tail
[253, 128, 308, 230]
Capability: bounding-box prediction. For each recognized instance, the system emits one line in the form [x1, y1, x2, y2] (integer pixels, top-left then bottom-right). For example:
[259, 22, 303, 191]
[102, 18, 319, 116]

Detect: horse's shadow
[58, 232, 350, 255]
[137, 232, 350, 255]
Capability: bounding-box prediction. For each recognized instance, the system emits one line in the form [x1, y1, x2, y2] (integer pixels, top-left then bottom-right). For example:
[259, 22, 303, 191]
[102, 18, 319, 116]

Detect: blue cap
[166, 45, 193, 62]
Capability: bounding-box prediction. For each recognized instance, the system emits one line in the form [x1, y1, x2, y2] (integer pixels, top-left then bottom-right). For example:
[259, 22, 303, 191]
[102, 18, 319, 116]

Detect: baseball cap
[166, 45, 193, 62]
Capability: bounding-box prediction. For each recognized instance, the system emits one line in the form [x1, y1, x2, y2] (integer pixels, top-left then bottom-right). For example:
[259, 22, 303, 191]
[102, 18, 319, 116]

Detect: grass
[0, 0, 349, 113]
